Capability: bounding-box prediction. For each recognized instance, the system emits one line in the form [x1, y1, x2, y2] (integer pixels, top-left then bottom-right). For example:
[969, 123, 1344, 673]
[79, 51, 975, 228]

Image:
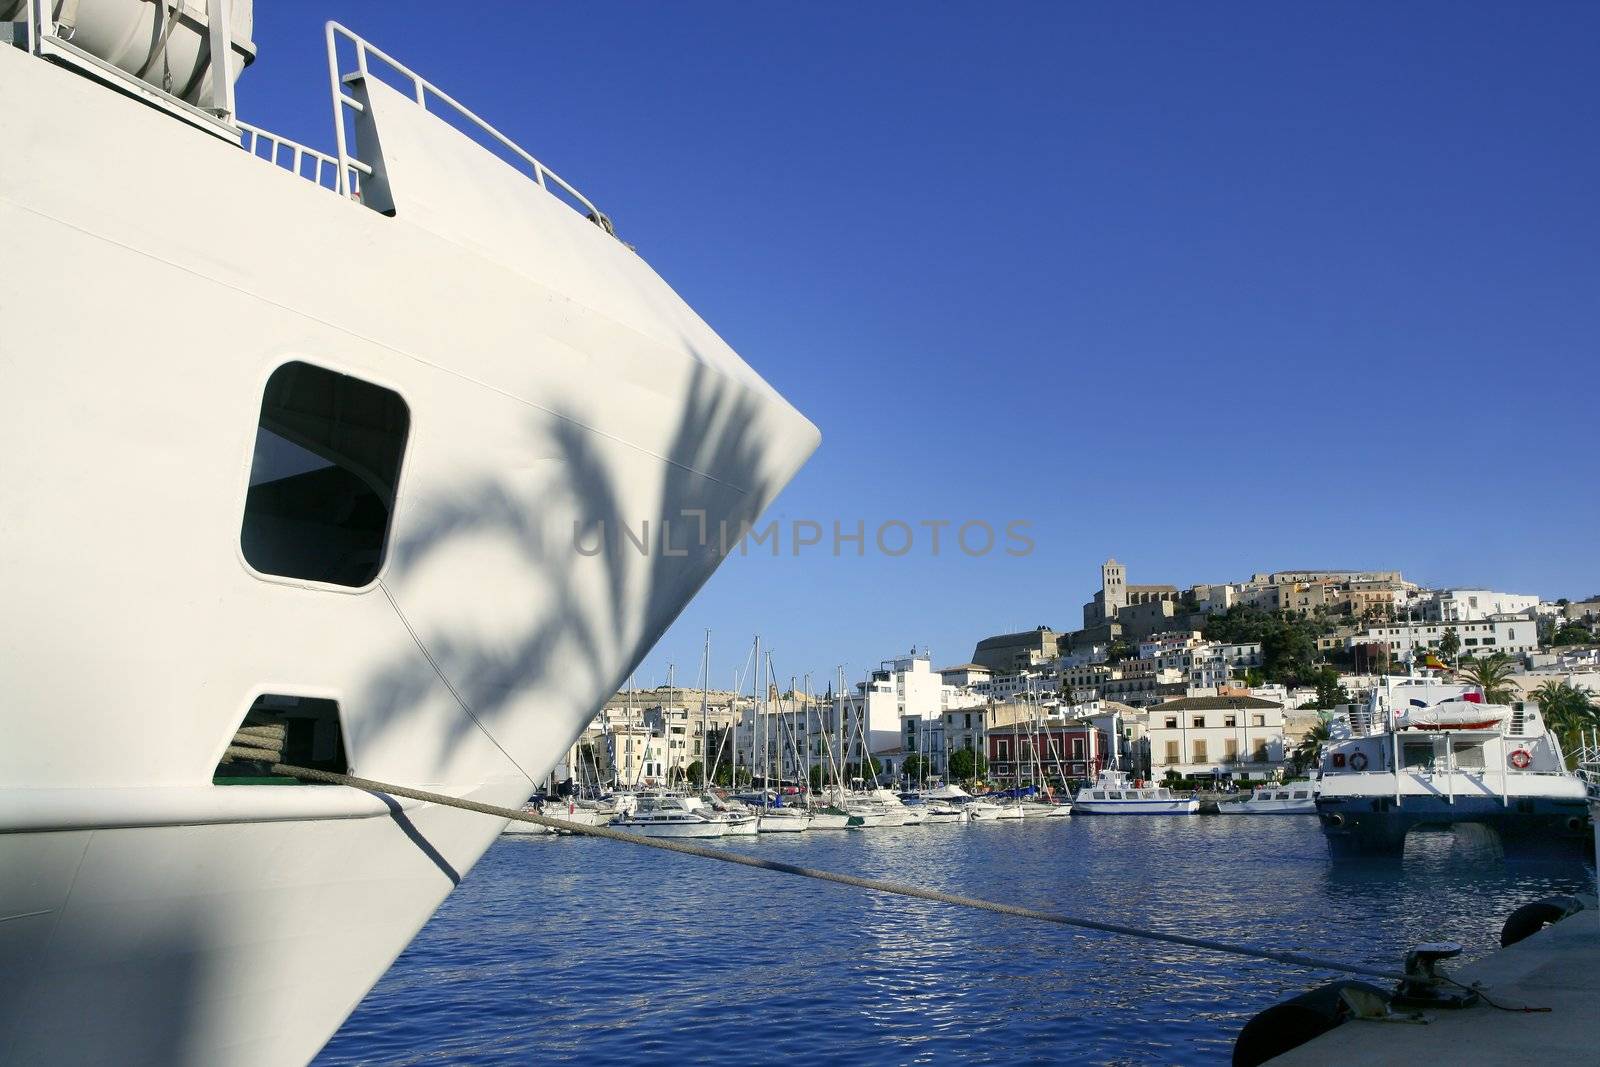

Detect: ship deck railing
[323, 22, 614, 235]
[237, 121, 348, 193]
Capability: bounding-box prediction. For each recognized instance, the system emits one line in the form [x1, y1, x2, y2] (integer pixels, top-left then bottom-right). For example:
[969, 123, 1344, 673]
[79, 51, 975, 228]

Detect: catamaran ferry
[0, 3, 816, 1063]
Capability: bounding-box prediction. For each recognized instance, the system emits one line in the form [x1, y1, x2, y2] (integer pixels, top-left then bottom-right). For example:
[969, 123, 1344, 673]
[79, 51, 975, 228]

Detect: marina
[317, 815, 1596, 1066]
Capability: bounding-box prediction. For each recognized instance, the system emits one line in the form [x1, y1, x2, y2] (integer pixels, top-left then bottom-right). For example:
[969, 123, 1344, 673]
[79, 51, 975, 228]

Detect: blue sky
[244, 3, 1598, 690]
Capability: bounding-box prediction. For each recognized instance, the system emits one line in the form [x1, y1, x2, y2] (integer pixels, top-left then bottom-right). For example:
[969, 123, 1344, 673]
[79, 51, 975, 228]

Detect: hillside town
[556, 559, 1600, 794]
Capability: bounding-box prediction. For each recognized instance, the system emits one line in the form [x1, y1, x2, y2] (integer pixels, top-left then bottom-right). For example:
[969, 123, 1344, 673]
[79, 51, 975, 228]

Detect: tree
[1531, 681, 1600, 766]
[1311, 666, 1351, 711]
[1438, 626, 1461, 664]
[947, 746, 987, 783]
[902, 753, 930, 784]
[1289, 720, 1331, 778]
[685, 760, 705, 789]
[1551, 624, 1594, 646]
[1458, 653, 1517, 705]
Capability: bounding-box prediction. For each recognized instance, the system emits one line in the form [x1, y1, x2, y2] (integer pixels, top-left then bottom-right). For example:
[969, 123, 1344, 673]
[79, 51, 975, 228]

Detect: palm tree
[1458, 653, 1518, 705]
[1531, 681, 1600, 767]
[1291, 720, 1331, 777]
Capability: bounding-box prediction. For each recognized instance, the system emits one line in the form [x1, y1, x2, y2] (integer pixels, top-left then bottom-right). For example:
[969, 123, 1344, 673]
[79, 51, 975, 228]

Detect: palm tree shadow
[356, 357, 795, 782]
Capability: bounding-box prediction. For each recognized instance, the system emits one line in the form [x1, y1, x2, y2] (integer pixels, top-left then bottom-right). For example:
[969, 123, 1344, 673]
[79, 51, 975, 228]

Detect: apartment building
[1144, 696, 1288, 779]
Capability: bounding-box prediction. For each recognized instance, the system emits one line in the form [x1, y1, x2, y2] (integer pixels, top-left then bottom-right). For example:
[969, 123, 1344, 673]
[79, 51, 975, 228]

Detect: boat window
[1454, 744, 1486, 770]
[1157, 789, 1170, 799]
[241, 361, 410, 588]
[1292, 791, 1309, 799]
[1092, 791, 1107, 800]
[1402, 742, 1434, 770]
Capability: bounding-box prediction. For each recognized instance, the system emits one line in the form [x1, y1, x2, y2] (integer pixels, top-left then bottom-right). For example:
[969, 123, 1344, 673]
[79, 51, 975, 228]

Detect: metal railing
[324, 21, 614, 235]
[237, 121, 346, 193]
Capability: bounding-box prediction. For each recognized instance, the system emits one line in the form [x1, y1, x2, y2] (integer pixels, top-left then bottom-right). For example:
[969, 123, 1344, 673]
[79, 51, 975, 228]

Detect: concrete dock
[1270, 905, 1599, 1064]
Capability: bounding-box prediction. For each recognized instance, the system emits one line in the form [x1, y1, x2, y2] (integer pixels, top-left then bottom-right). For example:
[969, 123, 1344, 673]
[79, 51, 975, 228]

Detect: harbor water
[316, 818, 1593, 1065]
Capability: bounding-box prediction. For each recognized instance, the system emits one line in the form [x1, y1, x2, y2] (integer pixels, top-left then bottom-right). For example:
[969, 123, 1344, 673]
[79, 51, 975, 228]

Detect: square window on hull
[241, 361, 409, 587]
[215, 694, 349, 784]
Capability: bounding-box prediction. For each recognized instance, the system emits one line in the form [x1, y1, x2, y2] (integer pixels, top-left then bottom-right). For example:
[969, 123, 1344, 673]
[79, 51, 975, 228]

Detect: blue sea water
[316, 818, 1593, 1066]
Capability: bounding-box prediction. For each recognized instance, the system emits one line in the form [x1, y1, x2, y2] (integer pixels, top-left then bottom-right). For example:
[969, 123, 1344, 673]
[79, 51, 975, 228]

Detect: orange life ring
[1508, 749, 1532, 770]
[1349, 752, 1368, 772]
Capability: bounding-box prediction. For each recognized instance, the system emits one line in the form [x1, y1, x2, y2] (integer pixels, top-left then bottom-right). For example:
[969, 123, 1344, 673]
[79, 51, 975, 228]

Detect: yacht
[0, 6, 816, 1064]
[899, 791, 968, 823]
[805, 806, 861, 829]
[1072, 770, 1200, 815]
[612, 794, 728, 839]
[870, 786, 922, 825]
[500, 801, 554, 835]
[1220, 781, 1317, 815]
[1316, 681, 1589, 856]
[964, 796, 1010, 821]
[692, 793, 758, 836]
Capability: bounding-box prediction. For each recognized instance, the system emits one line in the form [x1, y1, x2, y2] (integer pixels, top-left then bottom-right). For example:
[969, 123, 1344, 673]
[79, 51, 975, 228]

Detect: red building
[986, 722, 1109, 784]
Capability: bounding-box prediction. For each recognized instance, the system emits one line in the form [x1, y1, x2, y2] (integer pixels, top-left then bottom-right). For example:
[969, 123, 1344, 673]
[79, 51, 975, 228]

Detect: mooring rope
[270, 762, 1409, 983]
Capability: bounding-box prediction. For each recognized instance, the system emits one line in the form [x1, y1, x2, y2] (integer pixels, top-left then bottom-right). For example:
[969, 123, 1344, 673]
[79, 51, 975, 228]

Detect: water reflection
[318, 818, 1593, 1066]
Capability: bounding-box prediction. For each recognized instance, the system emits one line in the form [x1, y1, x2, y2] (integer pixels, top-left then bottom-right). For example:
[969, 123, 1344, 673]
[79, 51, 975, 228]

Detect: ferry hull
[1316, 794, 1591, 856]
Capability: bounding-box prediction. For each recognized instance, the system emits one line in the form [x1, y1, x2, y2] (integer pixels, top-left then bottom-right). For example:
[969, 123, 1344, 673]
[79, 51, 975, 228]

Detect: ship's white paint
[0, 21, 815, 1067]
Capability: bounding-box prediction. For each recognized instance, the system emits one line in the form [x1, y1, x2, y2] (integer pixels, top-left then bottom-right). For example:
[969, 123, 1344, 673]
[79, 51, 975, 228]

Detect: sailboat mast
[700, 630, 710, 794]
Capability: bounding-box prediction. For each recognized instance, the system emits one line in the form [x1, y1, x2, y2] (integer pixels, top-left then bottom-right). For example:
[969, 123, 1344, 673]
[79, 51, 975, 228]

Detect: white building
[1350, 618, 1538, 661]
[1145, 696, 1288, 780]
[1419, 589, 1540, 622]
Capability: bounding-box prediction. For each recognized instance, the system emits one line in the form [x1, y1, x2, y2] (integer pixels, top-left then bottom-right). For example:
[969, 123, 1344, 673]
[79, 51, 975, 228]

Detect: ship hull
[1316, 793, 1591, 857]
[0, 37, 815, 1067]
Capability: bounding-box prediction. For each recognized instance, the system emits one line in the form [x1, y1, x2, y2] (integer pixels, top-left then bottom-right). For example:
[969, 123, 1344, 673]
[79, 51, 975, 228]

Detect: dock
[1269, 904, 1599, 1065]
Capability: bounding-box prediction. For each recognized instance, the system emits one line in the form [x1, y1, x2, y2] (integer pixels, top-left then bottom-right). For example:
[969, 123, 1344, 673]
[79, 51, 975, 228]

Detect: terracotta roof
[1149, 695, 1283, 711]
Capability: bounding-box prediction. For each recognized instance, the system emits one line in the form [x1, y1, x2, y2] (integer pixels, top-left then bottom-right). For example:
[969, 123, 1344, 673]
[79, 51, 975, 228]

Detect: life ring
[1349, 752, 1369, 772]
[1508, 749, 1532, 770]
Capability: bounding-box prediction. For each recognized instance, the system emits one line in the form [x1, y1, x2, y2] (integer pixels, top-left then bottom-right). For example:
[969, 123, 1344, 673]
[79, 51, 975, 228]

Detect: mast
[700, 630, 710, 794]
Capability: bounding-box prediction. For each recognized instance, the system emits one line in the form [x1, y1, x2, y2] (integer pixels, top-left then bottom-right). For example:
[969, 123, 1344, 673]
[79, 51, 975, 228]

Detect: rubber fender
[1232, 981, 1392, 1067]
[1501, 895, 1585, 948]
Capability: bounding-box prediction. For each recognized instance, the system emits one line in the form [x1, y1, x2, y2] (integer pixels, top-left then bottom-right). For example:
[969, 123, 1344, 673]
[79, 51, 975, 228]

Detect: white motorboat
[612, 794, 727, 839]
[869, 787, 919, 825]
[1220, 781, 1318, 814]
[1072, 770, 1199, 815]
[690, 794, 758, 836]
[0, 7, 817, 1063]
[965, 798, 1007, 821]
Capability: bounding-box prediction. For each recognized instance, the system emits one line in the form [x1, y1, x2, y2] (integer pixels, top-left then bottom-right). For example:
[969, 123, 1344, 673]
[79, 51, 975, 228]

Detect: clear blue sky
[244, 2, 1599, 690]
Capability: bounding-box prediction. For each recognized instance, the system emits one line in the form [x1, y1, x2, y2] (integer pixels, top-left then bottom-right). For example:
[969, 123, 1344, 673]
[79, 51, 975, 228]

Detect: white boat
[0, 7, 816, 1063]
[757, 807, 812, 832]
[899, 791, 966, 823]
[689, 794, 758, 836]
[501, 802, 553, 835]
[869, 787, 918, 825]
[1020, 800, 1072, 818]
[1316, 681, 1589, 856]
[806, 807, 860, 829]
[988, 798, 1025, 821]
[612, 794, 728, 839]
[965, 798, 1007, 821]
[1072, 770, 1200, 815]
[1220, 781, 1318, 814]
